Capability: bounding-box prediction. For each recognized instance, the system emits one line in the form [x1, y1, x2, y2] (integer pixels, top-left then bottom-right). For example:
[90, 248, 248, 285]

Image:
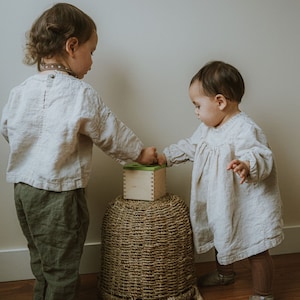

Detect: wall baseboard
[0, 242, 101, 282]
[1, 226, 299, 282]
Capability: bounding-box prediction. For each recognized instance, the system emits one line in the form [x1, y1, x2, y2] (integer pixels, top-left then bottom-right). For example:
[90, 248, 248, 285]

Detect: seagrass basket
[97, 193, 202, 300]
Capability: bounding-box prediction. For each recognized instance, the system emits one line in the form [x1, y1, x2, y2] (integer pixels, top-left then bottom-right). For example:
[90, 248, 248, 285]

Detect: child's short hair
[190, 61, 245, 103]
[24, 3, 96, 70]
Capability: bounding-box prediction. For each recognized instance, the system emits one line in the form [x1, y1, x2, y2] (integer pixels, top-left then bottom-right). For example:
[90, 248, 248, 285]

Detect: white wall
[1, 0, 300, 279]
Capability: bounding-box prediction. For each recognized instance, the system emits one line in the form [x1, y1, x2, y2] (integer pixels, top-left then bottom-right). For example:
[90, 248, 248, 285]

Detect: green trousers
[14, 183, 89, 300]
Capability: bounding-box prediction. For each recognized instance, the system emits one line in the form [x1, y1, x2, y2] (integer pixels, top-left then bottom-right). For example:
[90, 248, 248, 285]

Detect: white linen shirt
[163, 112, 284, 265]
[0, 72, 143, 192]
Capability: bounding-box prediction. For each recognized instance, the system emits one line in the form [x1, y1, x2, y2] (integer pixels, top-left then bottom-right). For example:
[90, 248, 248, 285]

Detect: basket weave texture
[98, 193, 200, 300]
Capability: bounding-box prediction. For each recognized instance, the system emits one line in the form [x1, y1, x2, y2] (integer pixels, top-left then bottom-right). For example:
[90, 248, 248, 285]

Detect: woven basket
[98, 193, 202, 300]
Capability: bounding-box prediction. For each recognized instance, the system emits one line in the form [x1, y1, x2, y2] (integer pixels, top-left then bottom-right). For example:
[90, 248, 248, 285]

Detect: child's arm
[161, 124, 203, 167]
[0, 101, 9, 142]
[227, 159, 250, 184]
[233, 124, 274, 183]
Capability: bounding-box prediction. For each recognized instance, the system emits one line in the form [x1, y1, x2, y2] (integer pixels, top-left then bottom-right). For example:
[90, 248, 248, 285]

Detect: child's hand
[135, 147, 157, 165]
[157, 153, 167, 166]
[227, 159, 250, 184]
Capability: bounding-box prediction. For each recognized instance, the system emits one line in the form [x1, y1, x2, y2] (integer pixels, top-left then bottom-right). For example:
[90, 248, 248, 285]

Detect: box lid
[123, 163, 166, 171]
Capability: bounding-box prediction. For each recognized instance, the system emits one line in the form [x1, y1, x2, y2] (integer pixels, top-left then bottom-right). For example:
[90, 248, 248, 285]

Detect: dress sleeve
[234, 124, 274, 183]
[163, 126, 201, 167]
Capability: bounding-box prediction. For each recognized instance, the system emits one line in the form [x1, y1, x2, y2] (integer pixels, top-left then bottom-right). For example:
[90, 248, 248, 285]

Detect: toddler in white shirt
[0, 3, 157, 300]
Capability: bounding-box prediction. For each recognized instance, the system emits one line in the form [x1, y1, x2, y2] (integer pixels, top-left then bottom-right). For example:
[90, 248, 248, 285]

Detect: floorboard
[0, 253, 299, 299]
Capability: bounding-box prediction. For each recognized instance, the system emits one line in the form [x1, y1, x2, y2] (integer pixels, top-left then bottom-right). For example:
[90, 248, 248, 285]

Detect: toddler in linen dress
[158, 61, 283, 300]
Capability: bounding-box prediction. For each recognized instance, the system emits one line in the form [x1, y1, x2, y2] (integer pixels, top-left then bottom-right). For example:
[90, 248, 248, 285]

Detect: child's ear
[65, 37, 79, 56]
[215, 94, 227, 110]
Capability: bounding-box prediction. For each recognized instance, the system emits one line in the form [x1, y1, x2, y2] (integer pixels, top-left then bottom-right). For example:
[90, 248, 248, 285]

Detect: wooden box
[123, 163, 166, 201]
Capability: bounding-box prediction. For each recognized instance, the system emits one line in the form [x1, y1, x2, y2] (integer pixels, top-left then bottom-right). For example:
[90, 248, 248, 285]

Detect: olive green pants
[14, 183, 89, 300]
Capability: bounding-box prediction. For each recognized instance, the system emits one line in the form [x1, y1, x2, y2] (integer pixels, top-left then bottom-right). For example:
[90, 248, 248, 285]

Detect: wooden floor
[0, 253, 299, 300]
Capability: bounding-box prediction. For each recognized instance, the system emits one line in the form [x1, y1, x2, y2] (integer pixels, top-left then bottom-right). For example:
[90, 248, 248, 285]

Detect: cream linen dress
[163, 112, 284, 265]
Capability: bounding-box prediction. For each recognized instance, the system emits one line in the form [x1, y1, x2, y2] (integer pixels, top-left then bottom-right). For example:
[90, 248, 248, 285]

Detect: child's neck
[216, 105, 241, 128]
[42, 57, 66, 65]
[40, 58, 76, 77]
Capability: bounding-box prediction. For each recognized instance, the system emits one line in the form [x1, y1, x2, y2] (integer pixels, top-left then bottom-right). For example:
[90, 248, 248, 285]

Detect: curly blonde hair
[24, 3, 96, 70]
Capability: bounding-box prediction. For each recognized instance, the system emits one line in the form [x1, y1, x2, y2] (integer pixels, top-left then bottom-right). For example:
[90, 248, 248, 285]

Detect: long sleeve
[0, 95, 10, 143]
[234, 123, 273, 183]
[163, 125, 204, 167]
[78, 89, 143, 164]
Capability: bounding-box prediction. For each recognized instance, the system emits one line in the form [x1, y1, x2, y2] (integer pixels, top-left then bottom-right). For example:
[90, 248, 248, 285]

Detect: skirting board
[0, 242, 101, 282]
[0, 226, 299, 282]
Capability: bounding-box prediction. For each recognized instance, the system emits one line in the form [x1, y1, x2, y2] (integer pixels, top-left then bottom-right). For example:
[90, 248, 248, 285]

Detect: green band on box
[123, 163, 166, 171]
